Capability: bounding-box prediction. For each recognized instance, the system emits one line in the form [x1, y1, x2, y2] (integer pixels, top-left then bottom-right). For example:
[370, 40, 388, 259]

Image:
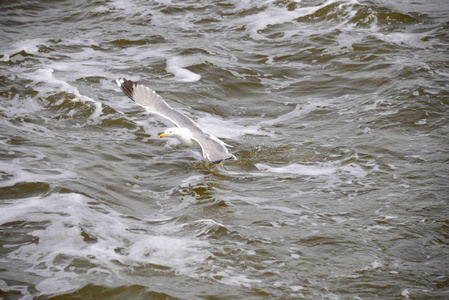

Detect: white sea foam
[1, 94, 42, 121]
[166, 56, 202, 82]
[401, 288, 410, 299]
[0, 161, 76, 189]
[256, 160, 369, 190]
[0, 280, 32, 299]
[196, 115, 271, 140]
[322, 31, 359, 56]
[23, 68, 95, 102]
[259, 101, 330, 127]
[214, 270, 262, 287]
[260, 205, 303, 215]
[0, 193, 212, 297]
[374, 31, 436, 49]
[19, 68, 105, 123]
[235, 0, 359, 40]
[126, 235, 209, 269]
[364, 225, 393, 231]
[1, 39, 43, 61]
[256, 163, 336, 177]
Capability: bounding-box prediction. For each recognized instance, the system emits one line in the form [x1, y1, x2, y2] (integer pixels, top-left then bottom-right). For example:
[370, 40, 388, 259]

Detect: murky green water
[1, 0, 448, 299]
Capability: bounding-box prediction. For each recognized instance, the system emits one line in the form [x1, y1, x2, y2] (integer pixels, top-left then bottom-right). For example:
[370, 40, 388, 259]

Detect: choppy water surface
[1, 0, 448, 299]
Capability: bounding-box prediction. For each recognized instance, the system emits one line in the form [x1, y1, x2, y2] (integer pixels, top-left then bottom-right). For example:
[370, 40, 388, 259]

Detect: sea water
[1, 0, 448, 299]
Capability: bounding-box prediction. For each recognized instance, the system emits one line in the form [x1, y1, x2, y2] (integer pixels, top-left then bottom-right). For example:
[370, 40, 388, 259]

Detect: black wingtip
[116, 78, 138, 100]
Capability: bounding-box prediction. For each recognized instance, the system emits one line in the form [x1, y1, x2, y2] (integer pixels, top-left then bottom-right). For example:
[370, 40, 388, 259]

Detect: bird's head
[159, 127, 177, 138]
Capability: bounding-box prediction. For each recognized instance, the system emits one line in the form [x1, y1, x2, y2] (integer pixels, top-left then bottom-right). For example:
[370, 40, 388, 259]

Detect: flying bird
[116, 78, 236, 165]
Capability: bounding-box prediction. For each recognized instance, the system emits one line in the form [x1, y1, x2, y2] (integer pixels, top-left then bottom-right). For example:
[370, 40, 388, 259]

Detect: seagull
[116, 78, 236, 165]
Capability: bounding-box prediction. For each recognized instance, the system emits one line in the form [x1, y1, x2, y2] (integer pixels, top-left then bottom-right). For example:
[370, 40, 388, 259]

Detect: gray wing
[116, 78, 235, 164]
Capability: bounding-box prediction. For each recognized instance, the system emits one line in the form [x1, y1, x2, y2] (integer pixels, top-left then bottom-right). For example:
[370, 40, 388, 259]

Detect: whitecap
[166, 56, 202, 82]
[401, 288, 410, 299]
[196, 114, 272, 140]
[0, 161, 77, 189]
[213, 270, 262, 287]
[259, 102, 329, 127]
[0, 279, 32, 299]
[0, 192, 214, 297]
[19, 68, 106, 123]
[259, 205, 303, 215]
[125, 235, 209, 271]
[1, 39, 43, 61]
[23, 68, 95, 102]
[256, 163, 336, 177]
[374, 31, 436, 49]
[236, 0, 359, 40]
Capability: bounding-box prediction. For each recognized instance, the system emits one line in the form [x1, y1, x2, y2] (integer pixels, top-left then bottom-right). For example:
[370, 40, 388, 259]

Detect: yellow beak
[159, 133, 167, 138]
